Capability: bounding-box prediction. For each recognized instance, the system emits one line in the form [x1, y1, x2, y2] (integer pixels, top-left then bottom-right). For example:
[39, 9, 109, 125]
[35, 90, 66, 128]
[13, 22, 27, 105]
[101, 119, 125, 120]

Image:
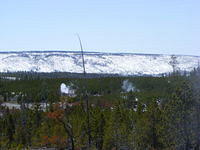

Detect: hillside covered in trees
[1, 69, 200, 150]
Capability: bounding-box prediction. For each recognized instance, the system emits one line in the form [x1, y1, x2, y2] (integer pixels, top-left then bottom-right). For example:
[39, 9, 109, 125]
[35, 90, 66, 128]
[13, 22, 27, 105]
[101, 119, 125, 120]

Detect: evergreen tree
[163, 81, 193, 150]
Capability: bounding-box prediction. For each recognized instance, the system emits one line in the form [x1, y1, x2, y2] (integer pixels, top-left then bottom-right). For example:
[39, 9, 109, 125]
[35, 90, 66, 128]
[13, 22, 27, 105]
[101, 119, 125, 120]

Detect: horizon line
[0, 50, 199, 57]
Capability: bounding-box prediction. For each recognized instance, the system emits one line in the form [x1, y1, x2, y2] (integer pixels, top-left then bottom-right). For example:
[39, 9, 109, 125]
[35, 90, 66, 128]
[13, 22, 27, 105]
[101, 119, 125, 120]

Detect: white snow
[0, 51, 199, 75]
[1, 102, 21, 109]
[1, 102, 49, 110]
[0, 77, 17, 80]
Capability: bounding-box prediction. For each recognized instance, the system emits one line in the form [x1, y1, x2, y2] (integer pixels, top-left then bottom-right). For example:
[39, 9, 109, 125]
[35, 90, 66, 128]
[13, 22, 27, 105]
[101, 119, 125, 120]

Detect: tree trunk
[70, 136, 75, 150]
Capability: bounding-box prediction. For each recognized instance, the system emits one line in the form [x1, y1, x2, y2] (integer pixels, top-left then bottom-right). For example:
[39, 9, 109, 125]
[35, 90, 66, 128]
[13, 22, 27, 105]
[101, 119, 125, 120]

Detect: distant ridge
[0, 51, 199, 75]
[0, 50, 199, 57]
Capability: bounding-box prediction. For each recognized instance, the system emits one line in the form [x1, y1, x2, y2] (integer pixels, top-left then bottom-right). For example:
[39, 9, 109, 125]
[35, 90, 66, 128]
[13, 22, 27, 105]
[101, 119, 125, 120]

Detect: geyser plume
[122, 79, 135, 92]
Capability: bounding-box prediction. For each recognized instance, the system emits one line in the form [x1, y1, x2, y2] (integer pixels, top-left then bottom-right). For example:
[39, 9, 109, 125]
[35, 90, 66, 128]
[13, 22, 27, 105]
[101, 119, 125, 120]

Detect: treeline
[0, 69, 200, 149]
[0, 72, 120, 79]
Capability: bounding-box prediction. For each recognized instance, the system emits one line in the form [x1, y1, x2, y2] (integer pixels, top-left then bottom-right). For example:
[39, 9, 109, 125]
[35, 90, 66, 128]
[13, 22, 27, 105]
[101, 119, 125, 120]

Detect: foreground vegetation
[1, 69, 200, 150]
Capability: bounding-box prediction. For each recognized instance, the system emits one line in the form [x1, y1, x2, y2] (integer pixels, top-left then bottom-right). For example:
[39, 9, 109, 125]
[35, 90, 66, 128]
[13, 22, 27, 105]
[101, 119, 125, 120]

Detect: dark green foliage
[0, 70, 200, 149]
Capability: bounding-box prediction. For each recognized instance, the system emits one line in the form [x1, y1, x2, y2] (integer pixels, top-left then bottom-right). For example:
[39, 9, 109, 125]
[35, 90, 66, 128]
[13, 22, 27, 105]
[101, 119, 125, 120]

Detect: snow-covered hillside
[0, 51, 199, 75]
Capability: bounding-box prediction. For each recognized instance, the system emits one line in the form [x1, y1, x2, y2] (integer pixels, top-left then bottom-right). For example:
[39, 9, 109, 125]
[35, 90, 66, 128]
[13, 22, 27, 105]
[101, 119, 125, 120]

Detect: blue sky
[0, 0, 199, 55]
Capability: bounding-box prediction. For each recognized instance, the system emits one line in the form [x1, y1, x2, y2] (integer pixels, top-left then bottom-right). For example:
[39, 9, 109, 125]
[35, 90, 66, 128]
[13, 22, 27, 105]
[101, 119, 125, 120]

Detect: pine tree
[163, 81, 193, 150]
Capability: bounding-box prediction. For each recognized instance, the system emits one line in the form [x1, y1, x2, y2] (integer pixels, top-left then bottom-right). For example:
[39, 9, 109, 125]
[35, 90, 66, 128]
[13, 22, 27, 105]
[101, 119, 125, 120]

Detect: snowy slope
[0, 51, 199, 75]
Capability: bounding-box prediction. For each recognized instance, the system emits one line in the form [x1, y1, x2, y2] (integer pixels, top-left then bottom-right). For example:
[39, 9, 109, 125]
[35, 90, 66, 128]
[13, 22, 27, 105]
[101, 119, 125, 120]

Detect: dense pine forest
[1, 69, 200, 150]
